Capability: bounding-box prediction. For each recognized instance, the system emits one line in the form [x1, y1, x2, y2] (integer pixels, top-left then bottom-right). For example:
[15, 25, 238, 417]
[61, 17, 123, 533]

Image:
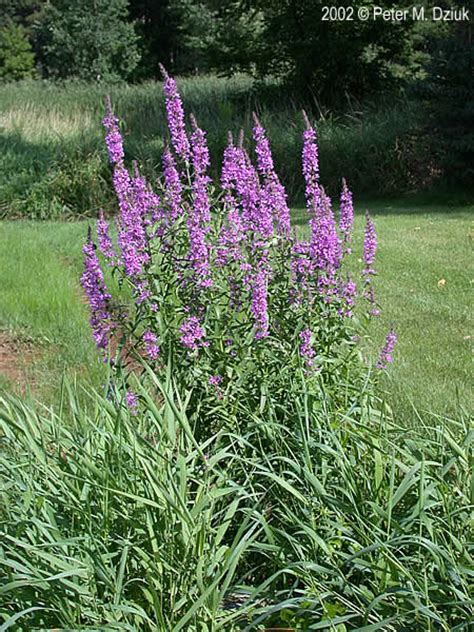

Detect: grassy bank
[1, 201, 472, 419]
[0, 76, 429, 219]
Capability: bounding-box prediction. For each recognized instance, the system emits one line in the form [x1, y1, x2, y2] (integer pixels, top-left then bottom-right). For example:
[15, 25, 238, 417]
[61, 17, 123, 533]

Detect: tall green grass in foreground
[0, 372, 472, 630]
[0, 76, 427, 219]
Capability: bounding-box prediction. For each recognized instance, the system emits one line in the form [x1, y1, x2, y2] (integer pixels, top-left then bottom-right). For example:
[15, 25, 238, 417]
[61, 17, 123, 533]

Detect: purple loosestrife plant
[80, 232, 115, 351]
[82, 71, 395, 436]
[376, 328, 397, 369]
[159, 64, 190, 162]
[339, 179, 354, 253]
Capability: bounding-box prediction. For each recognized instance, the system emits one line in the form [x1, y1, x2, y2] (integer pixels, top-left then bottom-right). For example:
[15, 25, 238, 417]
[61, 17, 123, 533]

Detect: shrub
[79, 68, 391, 442]
[0, 23, 35, 82]
[1, 70, 470, 630]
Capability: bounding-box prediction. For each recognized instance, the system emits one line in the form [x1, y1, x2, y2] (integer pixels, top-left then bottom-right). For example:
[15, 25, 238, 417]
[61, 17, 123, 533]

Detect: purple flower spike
[102, 98, 124, 165]
[376, 328, 397, 369]
[299, 328, 316, 366]
[363, 211, 377, 276]
[251, 266, 269, 340]
[160, 65, 190, 162]
[96, 211, 116, 265]
[339, 179, 354, 253]
[363, 211, 379, 315]
[187, 118, 212, 287]
[80, 232, 115, 351]
[302, 111, 320, 212]
[252, 114, 291, 237]
[125, 390, 139, 415]
[143, 330, 160, 360]
[162, 146, 183, 222]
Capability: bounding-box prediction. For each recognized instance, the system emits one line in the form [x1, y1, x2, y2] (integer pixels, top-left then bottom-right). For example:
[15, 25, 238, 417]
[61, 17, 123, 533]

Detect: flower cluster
[81, 69, 394, 399]
[80, 232, 115, 350]
[376, 328, 397, 370]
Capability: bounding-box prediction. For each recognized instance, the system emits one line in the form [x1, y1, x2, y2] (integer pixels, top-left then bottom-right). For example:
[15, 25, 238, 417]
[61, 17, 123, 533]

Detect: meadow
[0, 76, 435, 221]
[0, 75, 472, 629]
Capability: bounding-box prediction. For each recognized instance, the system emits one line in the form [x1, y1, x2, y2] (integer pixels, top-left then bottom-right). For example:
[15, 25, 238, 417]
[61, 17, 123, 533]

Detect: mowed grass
[0, 201, 472, 418]
[0, 221, 105, 400]
[295, 199, 473, 419]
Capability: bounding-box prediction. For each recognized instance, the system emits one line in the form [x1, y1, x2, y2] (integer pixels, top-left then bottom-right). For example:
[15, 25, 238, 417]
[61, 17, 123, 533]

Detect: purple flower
[232, 143, 272, 240]
[340, 277, 357, 317]
[143, 330, 160, 360]
[299, 328, 316, 366]
[208, 374, 222, 387]
[80, 233, 115, 351]
[96, 211, 116, 265]
[363, 211, 379, 315]
[186, 118, 212, 287]
[363, 211, 377, 275]
[160, 65, 190, 162]
[102, 98, 124, 165]
[179, 316, 208, 351]
[302, 112, 320, 212]
[309, 190, 342, 277]
[339, 179, 354, 253]
[125, 390, 139, 415]
[252, 115, 291, 236]
[217, 136, 244, 266]
[162, 146, 183, 222]
[376, 328, 397, 369]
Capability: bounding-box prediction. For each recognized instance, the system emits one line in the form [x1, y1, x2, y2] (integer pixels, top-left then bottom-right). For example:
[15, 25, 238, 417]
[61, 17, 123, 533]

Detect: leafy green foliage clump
[0, 23, 35, 81]
[36, 0, 140, 82]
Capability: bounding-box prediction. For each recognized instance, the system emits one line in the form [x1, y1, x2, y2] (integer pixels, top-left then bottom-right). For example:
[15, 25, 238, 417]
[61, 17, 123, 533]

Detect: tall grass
[0, 76, 424, 219]
[1, 370, 472, 629]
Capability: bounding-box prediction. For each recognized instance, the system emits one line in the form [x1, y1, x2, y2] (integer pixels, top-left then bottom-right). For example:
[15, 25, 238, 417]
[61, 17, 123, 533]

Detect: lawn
[1, 199, 472, 420]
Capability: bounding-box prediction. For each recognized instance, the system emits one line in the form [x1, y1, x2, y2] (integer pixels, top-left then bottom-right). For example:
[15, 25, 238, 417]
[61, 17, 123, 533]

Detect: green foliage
[0, 378, 472, 628]
[0, 23, 35, 81]
[35, 0, 140, 82]
[419, 21, 474, 188]
[0, 77, 428, 221]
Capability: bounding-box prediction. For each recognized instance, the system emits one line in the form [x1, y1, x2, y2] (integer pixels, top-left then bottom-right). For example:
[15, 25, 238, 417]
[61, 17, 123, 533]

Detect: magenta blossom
[376, 328, 397, 369]
[143, 330, 160, 360]
[179, 316, 209, 351]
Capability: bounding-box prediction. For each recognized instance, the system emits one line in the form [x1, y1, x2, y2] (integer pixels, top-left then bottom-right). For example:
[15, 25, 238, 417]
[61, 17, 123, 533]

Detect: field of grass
[0, 76, 431, 220]
[1, 200, 472, 420]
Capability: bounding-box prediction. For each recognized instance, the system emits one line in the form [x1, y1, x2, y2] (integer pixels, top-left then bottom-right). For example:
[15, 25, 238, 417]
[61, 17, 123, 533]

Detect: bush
[79, 70, 393, 437]
[0, 23, 35, 82]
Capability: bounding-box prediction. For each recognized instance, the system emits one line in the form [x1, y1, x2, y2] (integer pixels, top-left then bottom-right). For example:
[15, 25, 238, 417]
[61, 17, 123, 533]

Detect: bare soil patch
[0, 332, 37, 393]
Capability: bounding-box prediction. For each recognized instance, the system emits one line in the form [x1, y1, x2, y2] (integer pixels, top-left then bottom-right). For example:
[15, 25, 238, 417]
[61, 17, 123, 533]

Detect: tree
[420, 20, 474, 186]
[36, 0, 140, 81]
[0, 23, 36, 81]
[222, 0, 420, 105]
